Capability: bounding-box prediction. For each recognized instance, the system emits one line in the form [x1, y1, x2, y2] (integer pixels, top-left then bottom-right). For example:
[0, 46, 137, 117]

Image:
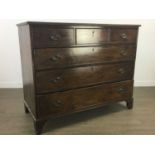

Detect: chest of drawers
[17, 22, 140, 134]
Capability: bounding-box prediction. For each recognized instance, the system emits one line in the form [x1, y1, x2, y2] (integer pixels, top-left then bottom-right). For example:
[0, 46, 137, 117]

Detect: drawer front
[32, 27, 74, 48]
[76, 29, 110, 44]
[34, 45, 136, 70]
[111, 29, 138, 42]
[37, 80, 133, 118]
[36, 62, 134, 94]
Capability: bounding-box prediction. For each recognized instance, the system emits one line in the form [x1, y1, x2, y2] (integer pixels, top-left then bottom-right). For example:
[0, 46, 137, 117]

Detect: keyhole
[92, 30, 95, 37]
[91, 66, 95, 72]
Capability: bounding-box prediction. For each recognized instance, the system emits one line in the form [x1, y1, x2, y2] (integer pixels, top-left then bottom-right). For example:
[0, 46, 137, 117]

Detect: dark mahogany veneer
[17, 21, 140, 134]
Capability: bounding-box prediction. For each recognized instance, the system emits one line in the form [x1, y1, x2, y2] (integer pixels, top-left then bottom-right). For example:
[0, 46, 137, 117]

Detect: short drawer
[35, 62, 134, 94]
[34, 45, 136, 70]
[76, 28, 110, 44]
[111, 29, 138, 42]
[36, 80, 133, 118]
[32, 27, 74, 48]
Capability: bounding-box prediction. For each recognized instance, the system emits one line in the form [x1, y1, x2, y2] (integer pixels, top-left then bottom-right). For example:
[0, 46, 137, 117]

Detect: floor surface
[0, 87, 155, 135]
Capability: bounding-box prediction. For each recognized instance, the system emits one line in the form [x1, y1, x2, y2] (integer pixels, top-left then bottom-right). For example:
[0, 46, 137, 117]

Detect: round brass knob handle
[50, 55, 62, 62]
[50, 56, 58, 61]
[50, 34, 61, 41]
[121, 33, 128, 39]
[50, 76, 62, 83]
[56, 54, 62, 59]
[50, 35, 58, 41]
[118, 68, 125, 74]
[52, 100, 63, 107]
[117, 88, 125, 93]
[56, 76, 61, 80]
[120, 49, 127, 56]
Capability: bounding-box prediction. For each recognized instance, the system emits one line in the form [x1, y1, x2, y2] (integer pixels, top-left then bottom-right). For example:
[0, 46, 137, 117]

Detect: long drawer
[34, 45, 136, 70]
[36, 80, 133, 118]
[35, 62, 134, 94]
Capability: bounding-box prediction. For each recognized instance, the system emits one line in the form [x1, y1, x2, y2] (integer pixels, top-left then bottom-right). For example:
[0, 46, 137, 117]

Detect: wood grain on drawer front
[32, 27, 74, 48]
[36, 62, 134, 94]
[111, 29, 138, 42]
[76, 29, 110, 44]
[34, 45, 136, 70]
[36, 80, 133, 118]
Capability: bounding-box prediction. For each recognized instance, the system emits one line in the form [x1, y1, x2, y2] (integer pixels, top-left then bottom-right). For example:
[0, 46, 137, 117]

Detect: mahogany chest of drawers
[17, 22, 140, 134]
